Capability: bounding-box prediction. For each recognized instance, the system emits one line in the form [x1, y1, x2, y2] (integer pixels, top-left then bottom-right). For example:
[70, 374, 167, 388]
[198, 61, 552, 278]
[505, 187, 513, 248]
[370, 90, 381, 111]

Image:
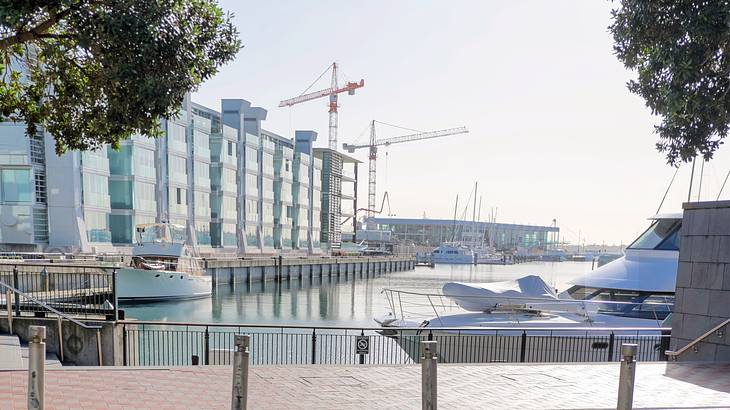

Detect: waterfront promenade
[1, 362, 728, 409]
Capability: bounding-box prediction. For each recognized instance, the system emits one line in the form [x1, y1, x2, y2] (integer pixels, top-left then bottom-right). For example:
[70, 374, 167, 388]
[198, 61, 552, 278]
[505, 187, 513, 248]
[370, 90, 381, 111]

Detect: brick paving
[0, 362, 729, 409]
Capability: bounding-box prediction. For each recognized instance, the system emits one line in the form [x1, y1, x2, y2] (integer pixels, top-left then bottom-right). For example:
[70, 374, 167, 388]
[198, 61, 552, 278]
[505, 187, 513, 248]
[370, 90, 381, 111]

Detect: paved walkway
[0, 334, 22, 369]
[0, 362, 729, 409]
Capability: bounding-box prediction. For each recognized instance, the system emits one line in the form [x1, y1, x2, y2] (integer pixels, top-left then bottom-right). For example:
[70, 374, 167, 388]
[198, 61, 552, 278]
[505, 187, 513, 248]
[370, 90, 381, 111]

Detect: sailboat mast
[451, 194, 459, 242]
[472, 182, 477, 247]
[477, 196, 482, 247]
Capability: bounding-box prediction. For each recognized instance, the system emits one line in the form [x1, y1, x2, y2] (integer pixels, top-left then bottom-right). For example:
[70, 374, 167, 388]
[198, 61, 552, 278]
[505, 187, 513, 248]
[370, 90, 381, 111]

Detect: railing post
[6, 289, 13, 334]
[607, 332, 615, 361]
[112, 268, 119, 321]
[13, 266, 20, 316]
[359, 330, 365, 365]
[204, 326, 210, 365]
[421, 340, 437, 410]
[617, 343, 638, 410]
[519, 331, 527, 362]
[231, 335, 250, 410]
[27, 325, 45, 410]
[122, 324, 128, 366]
[96, 329, 103, 366]
[311, 329, 317, 365]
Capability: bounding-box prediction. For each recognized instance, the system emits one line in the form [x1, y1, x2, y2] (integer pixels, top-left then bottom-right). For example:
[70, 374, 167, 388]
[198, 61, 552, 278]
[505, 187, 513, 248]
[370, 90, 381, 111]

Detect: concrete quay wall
[671, 200, 730, 361]
[203, 256, 415, 286]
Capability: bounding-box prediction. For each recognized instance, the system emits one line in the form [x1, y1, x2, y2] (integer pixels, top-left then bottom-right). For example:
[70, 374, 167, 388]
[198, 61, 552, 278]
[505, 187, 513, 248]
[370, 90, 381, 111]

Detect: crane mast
[343, 122, 469, 218]
[368, 120, 377, 216]
[279, 62, 365, 150]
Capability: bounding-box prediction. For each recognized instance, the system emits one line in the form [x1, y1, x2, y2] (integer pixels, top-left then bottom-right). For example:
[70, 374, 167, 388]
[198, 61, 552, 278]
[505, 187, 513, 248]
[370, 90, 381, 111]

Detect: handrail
[0, 281, 102, 330]
[665, 317, 730, 359]
[117, 319, 669, 333]
[381, 288, 674, 310]
[0, 262, 122, 269]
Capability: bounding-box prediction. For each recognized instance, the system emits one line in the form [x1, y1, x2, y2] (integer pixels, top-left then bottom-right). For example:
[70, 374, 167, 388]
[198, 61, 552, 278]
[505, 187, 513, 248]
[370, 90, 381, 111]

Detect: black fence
[120, 321, 671, 366]
[0, 263, 118, 319]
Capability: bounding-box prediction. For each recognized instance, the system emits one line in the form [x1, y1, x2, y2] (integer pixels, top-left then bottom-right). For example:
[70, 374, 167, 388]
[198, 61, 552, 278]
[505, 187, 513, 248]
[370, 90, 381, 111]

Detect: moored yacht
[375, 213, 681, 362]
[431, 243, 475, 264]
[117, 223, 212, 302]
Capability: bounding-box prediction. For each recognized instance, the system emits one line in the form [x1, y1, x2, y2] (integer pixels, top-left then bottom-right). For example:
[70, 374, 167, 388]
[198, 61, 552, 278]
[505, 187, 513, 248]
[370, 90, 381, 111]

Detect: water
[122, 261, 595, 328]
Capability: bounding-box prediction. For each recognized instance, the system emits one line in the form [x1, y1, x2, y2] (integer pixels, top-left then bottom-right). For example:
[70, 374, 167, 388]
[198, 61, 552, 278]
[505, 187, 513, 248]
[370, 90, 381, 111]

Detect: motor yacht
[375, 213, 681, 362]
[431, 243, 475, 264]
[117, 223, 212, 301]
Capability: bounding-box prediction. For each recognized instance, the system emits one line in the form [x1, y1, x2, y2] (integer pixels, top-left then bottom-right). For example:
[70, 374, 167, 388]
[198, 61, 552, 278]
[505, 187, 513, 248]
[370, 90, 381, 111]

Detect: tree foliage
[0, 0, 240, 153]
[610, 0, 730, 165]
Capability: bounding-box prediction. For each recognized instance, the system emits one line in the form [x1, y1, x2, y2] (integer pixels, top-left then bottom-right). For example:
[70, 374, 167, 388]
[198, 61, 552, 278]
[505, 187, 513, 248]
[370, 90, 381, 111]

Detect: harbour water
[122, 261, 595, 328]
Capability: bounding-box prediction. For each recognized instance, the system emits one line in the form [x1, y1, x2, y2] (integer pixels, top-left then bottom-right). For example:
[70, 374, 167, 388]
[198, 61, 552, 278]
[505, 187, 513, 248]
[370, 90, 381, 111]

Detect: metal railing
[0, 280, 104, 364]
[0, 263, 119, 319]
[119, 320, 671, 367]
[665, 317, 730, 359]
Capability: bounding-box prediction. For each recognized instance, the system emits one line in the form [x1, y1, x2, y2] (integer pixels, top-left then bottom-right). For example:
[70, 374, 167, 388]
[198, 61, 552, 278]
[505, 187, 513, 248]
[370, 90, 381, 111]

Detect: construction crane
[343, 121, 469, 218]
[279, 62, 365, 150]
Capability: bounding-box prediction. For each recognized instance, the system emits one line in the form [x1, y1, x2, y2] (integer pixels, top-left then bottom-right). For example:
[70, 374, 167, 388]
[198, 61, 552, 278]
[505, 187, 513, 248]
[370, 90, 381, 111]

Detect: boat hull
[388, 328, 666, 363]
[117, 268, 212, 301]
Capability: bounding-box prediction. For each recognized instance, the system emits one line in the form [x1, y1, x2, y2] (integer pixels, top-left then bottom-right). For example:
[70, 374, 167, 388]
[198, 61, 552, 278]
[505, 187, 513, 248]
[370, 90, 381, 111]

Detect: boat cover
[442, 275, 558, 312]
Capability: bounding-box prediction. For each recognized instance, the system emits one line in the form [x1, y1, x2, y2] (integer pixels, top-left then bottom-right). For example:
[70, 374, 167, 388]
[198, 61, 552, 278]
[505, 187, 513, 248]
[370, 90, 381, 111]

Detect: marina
[3, 1, 730, 408]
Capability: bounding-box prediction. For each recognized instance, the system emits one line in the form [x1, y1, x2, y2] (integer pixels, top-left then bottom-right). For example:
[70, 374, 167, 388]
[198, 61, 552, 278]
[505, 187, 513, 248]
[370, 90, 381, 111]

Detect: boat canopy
[135, 223, 187, 244]
[442, 275, 558, 312]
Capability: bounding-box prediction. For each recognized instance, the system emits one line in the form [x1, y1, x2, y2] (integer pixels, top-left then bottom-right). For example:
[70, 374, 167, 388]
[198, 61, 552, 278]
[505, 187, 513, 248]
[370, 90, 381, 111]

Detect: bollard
[421, 340, 438, 410]
[231, 335, 250, 410]
[28, 326, 46, 410]
[617, 343, 638, 410]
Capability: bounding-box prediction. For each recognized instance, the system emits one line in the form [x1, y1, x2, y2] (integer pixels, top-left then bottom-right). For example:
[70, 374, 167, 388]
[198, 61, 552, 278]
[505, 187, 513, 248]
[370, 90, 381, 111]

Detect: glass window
[245, 199, 259, 222]
[85, 210, 111, 243]
[194, 161, 210, 187]
[222, 196, 237, 220]
[169, 155, 187, 184]
[108, 145, 132, 175]
[194, 191, 210, 217]
[82, 173, 110, 208]
[134, 182, 156, 212]
[133, 147, 155, 179]
[222, 168, 236, 191]
[628, 219, 681, 250]
[245, 148, 258, 172]
[110, 214, 133, 244]
[1, 168, 33, 203]
[109, 180, 133, 209]
[196, 221, 211, 245]
[222, 222, 237, 247]
[245, 174, 258, 197]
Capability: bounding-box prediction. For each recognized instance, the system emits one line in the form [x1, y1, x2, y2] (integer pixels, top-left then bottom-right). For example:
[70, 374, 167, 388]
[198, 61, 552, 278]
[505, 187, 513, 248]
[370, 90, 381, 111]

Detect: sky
[192, 0, 730, 246]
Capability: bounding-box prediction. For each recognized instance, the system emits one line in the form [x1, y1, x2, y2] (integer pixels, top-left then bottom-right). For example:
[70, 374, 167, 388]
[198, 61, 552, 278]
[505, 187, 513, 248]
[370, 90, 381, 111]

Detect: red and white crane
[343, 121, 469, 218]
[279, 62, 365, 150]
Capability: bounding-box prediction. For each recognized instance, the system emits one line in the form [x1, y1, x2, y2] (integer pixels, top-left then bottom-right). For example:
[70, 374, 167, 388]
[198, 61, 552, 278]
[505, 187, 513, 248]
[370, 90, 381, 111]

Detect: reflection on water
[122, 261, 595, 327]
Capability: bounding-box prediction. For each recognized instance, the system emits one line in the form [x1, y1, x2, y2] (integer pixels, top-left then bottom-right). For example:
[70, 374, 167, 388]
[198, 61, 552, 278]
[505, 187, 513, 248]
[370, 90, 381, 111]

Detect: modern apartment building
[0, 96, 327, 256]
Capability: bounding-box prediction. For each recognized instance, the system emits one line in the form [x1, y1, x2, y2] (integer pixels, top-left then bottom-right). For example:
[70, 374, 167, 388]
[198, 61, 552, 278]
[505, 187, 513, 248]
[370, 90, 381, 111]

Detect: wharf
[0, 362, 728, 409]
[203, 255, 415, 285]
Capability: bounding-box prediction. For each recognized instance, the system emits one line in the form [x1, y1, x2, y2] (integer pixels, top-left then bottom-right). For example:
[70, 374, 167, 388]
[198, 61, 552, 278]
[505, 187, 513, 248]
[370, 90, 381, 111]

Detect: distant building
[0, 96, 331, 255]
[366, 217, 559, 250]
[312, 149, 359, 250]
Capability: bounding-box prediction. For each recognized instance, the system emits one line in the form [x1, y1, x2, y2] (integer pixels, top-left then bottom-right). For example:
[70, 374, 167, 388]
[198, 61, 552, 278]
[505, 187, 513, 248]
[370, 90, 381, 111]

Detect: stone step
[20, 343, 63, 368]
[0, 333, 24, 369]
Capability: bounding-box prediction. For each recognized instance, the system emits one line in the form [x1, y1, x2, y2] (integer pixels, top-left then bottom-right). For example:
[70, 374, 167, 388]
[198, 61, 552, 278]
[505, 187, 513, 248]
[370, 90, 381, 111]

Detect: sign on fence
[356, 335, 369, 355]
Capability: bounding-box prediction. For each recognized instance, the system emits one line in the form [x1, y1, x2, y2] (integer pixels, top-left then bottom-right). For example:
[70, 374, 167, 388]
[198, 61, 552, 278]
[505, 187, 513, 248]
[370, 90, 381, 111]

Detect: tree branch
[0, 7, 75, 50]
